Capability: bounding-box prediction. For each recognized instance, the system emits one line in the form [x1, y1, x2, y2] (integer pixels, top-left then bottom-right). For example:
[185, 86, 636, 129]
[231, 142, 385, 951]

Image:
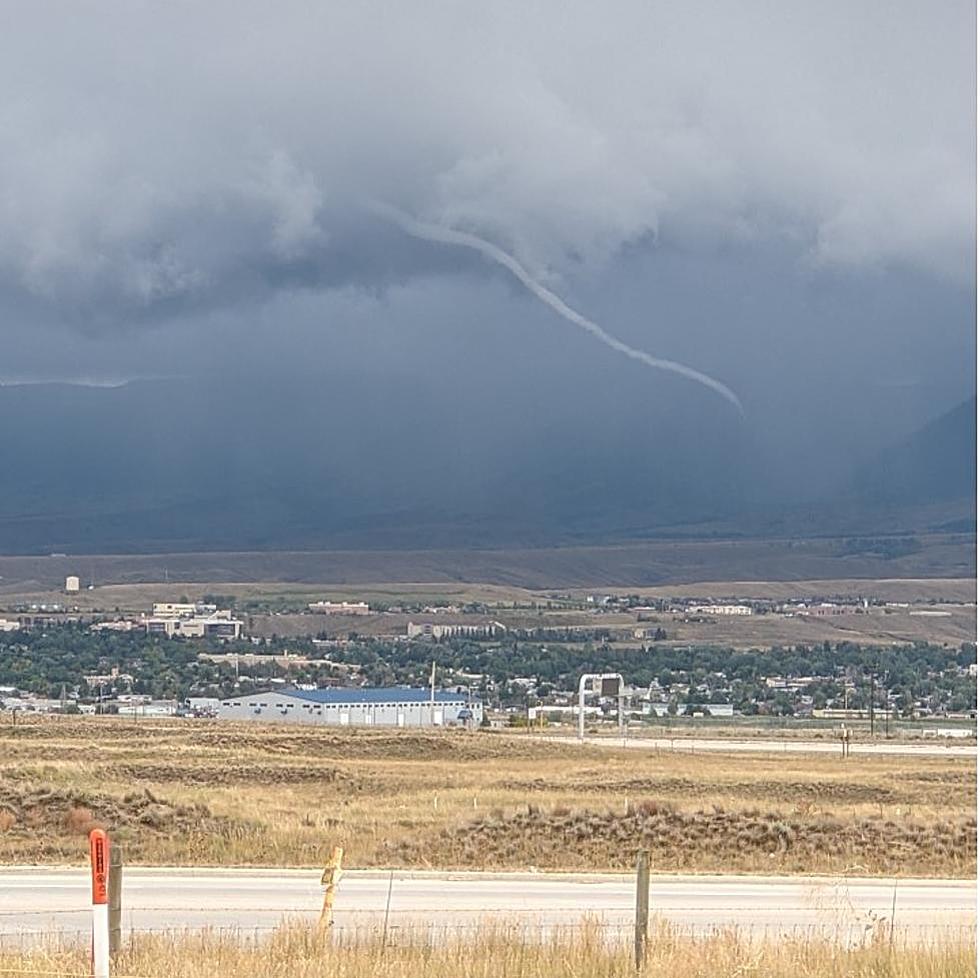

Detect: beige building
[407, 620, 504, 640]
[152, 602, 199, 618]
[65, 576, 80, 594]
[144, 608, 243, 640]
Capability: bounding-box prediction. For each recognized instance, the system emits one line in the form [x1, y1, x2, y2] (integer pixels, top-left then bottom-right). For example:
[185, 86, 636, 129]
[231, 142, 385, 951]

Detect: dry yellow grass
[0, 716, 974, 876]
[2, 923, 976, 978]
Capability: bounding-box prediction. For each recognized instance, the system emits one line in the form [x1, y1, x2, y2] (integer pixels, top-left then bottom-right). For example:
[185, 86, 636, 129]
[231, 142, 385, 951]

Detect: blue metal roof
[282, 687, 474, 705]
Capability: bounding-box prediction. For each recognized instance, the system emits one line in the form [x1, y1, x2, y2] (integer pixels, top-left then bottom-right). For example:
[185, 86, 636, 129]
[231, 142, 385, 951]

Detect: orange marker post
[89, 828, 110, 978]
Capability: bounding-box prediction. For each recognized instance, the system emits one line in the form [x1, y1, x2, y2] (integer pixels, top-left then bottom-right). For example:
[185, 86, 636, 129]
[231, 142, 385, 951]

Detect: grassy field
[2, 575, 976, 612]
[0, 718, 974, 877]
[0, 533, 973, 594]
[550, 717, 978, 742]
[4, 922, 977, 978]
[241, 603, 976, 646]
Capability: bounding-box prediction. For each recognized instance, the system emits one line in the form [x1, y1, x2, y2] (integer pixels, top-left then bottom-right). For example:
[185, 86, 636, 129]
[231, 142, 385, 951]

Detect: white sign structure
[578, 672, 626, 740]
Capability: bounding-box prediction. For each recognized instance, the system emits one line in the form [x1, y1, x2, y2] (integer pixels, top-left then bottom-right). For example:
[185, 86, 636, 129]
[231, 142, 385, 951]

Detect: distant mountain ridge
[852, 396, 976, 506]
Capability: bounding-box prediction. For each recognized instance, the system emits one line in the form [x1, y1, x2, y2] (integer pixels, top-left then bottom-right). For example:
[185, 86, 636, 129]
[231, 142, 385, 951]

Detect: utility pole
[869, 669, 875, 737]
[884, 677, 891, 737]
[880, 651, 889, 738]
[430, 659, 436, 726]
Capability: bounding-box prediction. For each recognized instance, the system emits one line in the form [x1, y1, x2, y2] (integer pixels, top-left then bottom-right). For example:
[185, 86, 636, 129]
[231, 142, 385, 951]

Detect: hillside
[852, 396, 976, 511]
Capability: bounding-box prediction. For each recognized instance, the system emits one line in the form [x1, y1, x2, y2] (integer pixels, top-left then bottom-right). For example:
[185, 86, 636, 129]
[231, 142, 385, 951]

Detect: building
[686, 604, 752, 617]
[407, 620, 504, 640]
[152, 602, 216, 618]
[0, 619, 20, 633]
[16, 613, 82, 629]
[90, 619, 138, 633]
[308, 601, 371, 615]
[692, 703, 735, 717]
[1, 696, 68, 713]
[218, 687, 482, 727]
[177, 612, 243, 639]
[633, 627, 667, 639]
[144, 609, 243, 640]
[647, 702, 735, 717]
[65, 575, 80, 594]
[783, 603, 846, 617]
[185, 696, 222, 715]
[812, 708, 872, 720]
[113, 698, 179, 718]
[84, 668, 134, 687]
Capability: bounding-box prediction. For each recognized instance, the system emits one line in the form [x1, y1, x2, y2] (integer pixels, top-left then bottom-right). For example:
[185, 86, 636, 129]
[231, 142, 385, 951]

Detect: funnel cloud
[370, 202, 744, 414]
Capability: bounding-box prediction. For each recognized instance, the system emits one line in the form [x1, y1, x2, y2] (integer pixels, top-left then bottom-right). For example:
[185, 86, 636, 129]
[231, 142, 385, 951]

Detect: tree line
[0, 624, 974, 715]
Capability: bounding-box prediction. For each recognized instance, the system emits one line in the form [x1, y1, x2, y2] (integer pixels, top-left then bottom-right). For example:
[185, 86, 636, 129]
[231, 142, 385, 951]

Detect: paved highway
[0, 869, 973, 946]
[531, 735, 977, 757]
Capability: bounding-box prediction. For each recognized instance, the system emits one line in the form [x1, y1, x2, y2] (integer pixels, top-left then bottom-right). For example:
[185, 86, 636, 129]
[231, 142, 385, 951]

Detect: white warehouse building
[218, 687, 482, 727]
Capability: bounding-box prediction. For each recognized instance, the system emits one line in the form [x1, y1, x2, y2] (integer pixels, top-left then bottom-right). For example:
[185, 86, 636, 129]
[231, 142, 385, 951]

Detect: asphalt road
[532, 735, 977, 757]
[0, 869, 973, 946]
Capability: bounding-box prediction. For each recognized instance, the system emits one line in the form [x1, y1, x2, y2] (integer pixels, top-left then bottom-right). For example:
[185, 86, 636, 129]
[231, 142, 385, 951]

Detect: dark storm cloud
[0, 0, 974, 555]
[0, 0, 973, 334]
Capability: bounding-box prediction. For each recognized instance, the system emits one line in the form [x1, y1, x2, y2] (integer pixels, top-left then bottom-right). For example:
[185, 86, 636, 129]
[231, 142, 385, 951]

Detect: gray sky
[0, 1, 974, 548]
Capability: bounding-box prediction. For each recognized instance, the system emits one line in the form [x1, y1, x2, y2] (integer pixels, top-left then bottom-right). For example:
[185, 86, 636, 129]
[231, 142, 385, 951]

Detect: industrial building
[218, 687, 482, 727]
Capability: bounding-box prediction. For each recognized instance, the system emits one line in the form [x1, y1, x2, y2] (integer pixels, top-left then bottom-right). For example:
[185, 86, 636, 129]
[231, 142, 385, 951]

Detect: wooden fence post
[108, 844, 123, 957]
[634, 850, 650, 970]
[319, 846, 344, 931]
